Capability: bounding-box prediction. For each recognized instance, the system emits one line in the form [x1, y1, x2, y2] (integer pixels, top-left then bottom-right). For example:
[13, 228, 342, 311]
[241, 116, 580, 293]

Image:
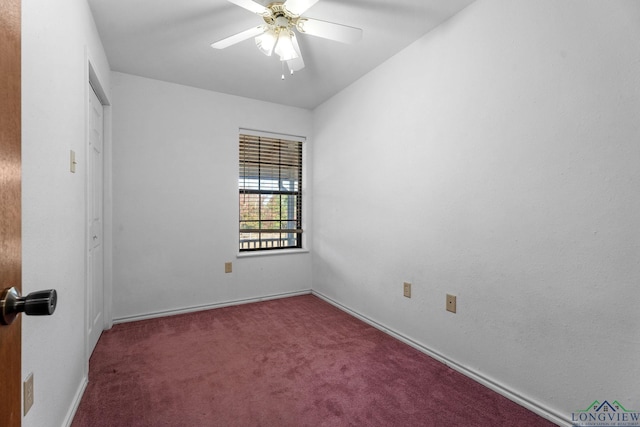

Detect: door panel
[0, 0, 23, 425]
[87, 88, 104, 355]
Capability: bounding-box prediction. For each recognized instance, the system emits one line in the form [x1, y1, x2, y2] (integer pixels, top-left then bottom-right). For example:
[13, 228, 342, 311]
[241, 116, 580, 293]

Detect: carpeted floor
[72, 295, 557, 426]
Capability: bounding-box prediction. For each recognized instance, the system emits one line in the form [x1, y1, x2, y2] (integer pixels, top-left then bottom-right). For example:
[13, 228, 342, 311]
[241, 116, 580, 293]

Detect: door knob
[0, 287, 57, 325]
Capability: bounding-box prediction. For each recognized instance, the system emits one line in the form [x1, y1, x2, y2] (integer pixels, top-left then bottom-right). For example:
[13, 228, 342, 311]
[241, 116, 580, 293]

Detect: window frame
[238, 129, 306, 254]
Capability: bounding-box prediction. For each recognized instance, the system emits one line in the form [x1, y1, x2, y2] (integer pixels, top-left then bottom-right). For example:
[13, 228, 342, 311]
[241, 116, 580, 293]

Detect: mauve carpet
[72, 295, 556, 427]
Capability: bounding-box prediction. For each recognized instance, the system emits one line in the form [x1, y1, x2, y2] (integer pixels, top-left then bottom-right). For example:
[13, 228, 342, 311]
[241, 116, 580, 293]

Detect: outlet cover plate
[70, 150, 77, 173]
[24, 373, 34, 415]
[446, 294, 457, 313]
[403, 282, 411, 298]
[224, 262, 232, 274]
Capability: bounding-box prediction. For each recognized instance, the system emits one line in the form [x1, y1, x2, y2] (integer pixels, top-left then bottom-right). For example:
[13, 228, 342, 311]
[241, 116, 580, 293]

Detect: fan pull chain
[280, 62, 295, 80]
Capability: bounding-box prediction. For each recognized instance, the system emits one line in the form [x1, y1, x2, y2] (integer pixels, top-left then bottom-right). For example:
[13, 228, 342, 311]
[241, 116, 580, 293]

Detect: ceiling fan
[211, 0, 363, 77]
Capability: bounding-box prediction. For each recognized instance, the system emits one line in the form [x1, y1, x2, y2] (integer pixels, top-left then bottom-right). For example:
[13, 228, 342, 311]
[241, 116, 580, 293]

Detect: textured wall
[21, 0, 111, 425]
[312, 0, 640, 422]
[111, 72, 313, 320]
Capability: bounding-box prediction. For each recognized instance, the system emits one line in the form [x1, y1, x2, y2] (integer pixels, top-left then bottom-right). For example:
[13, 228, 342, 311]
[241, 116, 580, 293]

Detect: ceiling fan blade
[287, 33, 305, 72]
[227, 0, 270, 15]
[296, 18, 362, 44]
[283, 0, 319, 16]
[211, 26, 266, 49]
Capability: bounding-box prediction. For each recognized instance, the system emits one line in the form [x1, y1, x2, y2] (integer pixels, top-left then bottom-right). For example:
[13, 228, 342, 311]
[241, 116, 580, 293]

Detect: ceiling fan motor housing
[264, 2, 299, 29]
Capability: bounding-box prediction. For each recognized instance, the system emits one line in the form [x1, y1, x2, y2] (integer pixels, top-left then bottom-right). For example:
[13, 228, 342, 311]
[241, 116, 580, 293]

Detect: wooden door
[87, 87, 104, 354]
[0, 0, 23, 425]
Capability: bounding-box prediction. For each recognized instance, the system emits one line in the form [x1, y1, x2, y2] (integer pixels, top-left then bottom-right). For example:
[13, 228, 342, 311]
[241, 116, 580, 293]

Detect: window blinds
[239, 133, 303, 251]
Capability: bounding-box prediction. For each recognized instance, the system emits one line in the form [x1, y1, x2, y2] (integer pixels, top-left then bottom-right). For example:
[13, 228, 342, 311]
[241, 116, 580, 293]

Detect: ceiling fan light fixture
[286, 33, 305, 72]
[274, 29, 299, 61]
[212, 0, 363, 77]
[255, 28, 277, 56]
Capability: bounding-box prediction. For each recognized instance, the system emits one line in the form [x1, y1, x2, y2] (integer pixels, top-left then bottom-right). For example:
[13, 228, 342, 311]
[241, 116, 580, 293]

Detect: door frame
[84, 56, 112, 367]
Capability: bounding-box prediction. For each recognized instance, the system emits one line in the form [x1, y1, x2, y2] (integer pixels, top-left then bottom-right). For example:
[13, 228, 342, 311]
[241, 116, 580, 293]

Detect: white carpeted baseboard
[99, 288, 569, 426]
[312, 290, 570, 427]
[63, 375, 88, 427]
[112, 290, 312, 325]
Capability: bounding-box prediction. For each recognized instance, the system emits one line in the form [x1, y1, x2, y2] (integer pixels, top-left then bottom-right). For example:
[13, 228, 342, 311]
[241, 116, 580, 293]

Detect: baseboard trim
[63, 375, 88, 427]
[113, 290, 312, 325]
[312, 290, 571, 427]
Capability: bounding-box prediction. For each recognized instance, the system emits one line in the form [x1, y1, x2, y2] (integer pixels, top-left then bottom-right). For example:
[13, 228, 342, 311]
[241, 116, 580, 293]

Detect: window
[239, 131, 303, 252]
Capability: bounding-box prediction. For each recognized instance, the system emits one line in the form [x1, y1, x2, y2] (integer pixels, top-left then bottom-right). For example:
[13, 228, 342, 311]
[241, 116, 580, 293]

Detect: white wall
[21, 0, 111, 426]
[110, 72, 313, 320]
[312, 0, 640, 423]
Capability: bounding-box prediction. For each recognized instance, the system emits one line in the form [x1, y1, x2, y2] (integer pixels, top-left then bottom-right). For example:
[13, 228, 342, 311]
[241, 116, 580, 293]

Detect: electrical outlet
[24, 373, 34, 415]
[403, 282, 411, 298]
[224, 262, 232, 274]
[446, 294, 457, 313]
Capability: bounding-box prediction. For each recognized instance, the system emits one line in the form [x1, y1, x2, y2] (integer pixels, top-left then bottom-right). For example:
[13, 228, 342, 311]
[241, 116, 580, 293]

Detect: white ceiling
[88, 0, 475, 109]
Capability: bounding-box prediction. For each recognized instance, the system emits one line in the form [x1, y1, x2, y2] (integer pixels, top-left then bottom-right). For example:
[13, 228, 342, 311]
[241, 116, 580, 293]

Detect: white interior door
[87, 86, 104, 355]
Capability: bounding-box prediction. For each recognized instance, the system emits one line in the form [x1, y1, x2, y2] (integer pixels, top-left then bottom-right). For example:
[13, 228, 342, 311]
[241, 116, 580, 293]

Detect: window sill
[236, 248, 310, 258]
